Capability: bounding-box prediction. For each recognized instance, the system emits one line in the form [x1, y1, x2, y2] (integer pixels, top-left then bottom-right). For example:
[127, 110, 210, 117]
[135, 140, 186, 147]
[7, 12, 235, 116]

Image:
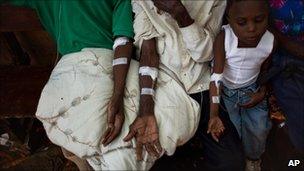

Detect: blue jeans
[222, 83, 272, 159]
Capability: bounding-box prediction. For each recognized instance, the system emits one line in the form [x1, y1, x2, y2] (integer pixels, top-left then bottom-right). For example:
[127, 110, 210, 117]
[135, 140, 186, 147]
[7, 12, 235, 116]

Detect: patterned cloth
[269, 0, 304, 151]
[269, 0, 304, 41]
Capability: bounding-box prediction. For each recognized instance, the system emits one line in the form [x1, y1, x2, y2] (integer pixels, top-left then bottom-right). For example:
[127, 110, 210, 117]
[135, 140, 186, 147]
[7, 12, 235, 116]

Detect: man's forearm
[139, 38, 159, 115]
[112, 41, 133, 97]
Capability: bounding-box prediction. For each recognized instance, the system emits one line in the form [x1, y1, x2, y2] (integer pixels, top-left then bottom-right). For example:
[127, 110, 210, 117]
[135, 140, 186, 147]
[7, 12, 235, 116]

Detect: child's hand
[207, 115, 225, 142]
[239, 90, 265, 108]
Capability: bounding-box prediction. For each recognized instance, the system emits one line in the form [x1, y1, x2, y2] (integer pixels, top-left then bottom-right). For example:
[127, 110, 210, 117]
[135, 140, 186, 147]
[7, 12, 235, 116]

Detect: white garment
[132, 0, 226, 94]
[222, 24, 274, 89]
[36, 48, 200, 170]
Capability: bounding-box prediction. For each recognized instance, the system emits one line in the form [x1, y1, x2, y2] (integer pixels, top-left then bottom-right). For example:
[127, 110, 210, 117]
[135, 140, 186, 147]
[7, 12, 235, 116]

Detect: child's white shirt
[222, 24, 274, 89]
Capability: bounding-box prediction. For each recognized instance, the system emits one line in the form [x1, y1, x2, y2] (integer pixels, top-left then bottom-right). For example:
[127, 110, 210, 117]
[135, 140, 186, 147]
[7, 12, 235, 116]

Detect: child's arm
[208, 30, 225, 142]
[239, 37, 279, 108]
[270, 27, 304, 59]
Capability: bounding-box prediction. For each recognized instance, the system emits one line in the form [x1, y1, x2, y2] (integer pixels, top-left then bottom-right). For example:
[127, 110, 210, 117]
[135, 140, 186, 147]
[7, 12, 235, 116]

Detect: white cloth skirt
[36, 48, 200, 170]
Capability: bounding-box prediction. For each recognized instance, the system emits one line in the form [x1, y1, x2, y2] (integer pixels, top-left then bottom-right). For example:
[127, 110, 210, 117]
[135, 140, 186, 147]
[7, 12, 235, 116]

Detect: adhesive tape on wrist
[113, 37, 129, 50]
[141, 88, 155, 96]
[210, 73, 223, 88]
[212, 96, 220, 104]
[139, 66, 158, 81]
[112, 57, 128, 66]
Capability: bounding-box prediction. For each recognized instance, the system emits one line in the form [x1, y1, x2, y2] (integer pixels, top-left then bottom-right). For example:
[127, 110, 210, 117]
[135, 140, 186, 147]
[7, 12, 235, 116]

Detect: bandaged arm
[139, 38, 159, 116]
[209, 30, 225, 118]
[112, 36, 133, 97]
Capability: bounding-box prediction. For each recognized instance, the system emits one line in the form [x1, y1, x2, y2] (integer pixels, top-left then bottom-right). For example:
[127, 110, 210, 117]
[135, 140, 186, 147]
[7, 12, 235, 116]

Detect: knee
[253, 125, 272, 142]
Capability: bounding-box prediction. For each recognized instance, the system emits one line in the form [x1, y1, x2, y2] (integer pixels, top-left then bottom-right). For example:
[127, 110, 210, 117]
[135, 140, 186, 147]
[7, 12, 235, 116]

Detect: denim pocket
[242, 83, 259, 94]
[221, 86, 237, 98]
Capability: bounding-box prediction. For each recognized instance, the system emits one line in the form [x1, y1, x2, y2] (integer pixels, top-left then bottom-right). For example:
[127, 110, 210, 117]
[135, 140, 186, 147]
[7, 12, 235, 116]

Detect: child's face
[228, 1, 269, 46]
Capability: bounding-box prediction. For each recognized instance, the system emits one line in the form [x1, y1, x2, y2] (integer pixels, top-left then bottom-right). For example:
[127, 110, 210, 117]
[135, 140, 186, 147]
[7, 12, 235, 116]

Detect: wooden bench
[0, 4, 55, 118]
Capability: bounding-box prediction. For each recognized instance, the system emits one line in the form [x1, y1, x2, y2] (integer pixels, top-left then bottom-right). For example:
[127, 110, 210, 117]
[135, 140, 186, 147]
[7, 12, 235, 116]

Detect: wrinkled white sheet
[36, 48, 200, 170]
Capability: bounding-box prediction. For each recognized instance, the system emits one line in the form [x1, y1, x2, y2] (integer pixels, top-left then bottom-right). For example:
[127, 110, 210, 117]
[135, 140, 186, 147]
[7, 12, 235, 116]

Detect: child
[207, 0, 274, 170]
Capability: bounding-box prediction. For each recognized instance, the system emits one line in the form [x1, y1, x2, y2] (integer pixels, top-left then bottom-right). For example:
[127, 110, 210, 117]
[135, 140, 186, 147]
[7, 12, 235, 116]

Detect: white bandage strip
[278, 122, 285, 128]
[112, 57, 128, 66]
[212, 96, 220, 104]
[210, 73, 223, 88]
[139, 66, 158, 81]
[141, 88, 155, 96]
[113, 37, 129, 50]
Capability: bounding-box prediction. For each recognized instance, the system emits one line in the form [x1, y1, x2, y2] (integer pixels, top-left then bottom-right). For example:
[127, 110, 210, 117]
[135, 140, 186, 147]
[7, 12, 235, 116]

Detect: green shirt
[3, 0, 134, 55]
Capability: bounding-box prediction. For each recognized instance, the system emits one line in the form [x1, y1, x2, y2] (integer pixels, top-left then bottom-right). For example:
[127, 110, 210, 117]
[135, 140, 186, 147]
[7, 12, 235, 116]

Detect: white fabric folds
[36, 48, 200, 170]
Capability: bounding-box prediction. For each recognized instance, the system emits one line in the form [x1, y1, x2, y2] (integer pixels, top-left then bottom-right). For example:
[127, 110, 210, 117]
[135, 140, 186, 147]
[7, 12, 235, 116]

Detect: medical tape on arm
[141, 88, 155, 97]
[212, 96, 220, 104]
[139, 66, 158, 81]
[113, 37, 129, 50]
[211, 73, 223, 98]
[112, 57, 128, 66]
[210, 73, 223, 88]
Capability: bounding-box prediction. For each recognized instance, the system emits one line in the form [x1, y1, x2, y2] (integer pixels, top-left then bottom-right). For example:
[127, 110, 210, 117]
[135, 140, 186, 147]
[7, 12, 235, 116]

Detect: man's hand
[207, 115, 225, 142]
[101, 38, 132, 145]
[239, 89, 266, 108]
[123, 114, 162, 160]
[102, 96, 125, 146]
[152, 0, 194, 27]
